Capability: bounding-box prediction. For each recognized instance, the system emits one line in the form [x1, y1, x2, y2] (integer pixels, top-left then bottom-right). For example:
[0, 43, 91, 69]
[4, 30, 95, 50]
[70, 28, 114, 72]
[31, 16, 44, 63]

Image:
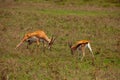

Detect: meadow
[0, 0, 120, 80]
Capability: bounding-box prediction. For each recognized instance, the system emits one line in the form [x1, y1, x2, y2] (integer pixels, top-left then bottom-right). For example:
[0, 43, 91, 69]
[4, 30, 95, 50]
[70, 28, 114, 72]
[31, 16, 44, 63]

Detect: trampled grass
[0, 1, 120, 80]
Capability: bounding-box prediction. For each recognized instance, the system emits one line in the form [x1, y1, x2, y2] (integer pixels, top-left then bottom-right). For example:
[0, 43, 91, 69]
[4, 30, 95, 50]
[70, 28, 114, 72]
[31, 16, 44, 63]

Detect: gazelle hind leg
[87, 43, 94, 58]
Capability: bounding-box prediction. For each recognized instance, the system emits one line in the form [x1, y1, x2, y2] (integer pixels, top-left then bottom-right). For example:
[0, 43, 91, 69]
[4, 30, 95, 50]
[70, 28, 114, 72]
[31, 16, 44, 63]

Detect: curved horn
[51, 35, 54, 42]
[48, 35, 57, 49]
[50, 35, 57, 44]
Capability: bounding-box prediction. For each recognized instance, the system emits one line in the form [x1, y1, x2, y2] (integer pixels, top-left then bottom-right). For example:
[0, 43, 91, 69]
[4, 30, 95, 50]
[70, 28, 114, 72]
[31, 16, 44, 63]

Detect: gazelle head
[68, 42, 75, 55]
[48, 35, 56, 49]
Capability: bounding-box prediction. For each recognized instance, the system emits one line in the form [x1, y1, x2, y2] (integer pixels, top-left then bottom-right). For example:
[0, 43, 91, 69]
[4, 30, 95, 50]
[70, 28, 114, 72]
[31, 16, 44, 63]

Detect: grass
[15, 0, 120, 7]
[0, 3, 119, 17]
[0, 1, 120, 80]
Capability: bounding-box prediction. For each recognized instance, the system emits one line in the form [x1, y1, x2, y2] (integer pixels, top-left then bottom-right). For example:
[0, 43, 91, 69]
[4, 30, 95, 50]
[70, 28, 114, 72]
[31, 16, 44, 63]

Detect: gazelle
[69, 40, 94, 61]
[16, 30, 56, 49]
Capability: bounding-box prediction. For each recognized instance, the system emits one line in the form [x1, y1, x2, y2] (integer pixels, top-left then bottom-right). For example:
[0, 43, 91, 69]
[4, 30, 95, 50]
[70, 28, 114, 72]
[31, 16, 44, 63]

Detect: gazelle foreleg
[41, 40, 46, 52]
[26, 42, 32, 49]
[26, 39, 34, 49]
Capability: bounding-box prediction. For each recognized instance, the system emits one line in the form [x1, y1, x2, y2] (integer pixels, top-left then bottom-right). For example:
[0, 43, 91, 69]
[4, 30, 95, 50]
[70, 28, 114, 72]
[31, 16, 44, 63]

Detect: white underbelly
[26, 36, 44, 42]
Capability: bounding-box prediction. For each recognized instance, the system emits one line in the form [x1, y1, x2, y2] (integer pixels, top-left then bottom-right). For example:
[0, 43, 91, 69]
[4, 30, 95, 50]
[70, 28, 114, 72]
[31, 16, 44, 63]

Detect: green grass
[38, 9, 119, 16]
[0, 1, 120, 80]
[0, 4, 119, 17]
[15, 0, 120, 7]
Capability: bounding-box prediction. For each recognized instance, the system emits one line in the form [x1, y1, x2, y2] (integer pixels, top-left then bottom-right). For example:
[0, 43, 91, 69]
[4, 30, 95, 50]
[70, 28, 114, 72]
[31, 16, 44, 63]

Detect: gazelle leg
[26, 43, 29, 49]
[81, 52, 85, 61]
[26, 42, 34, 53]
[42, 41, 46, 52]
[36, 39, 40, 46]
[35, 38, 40, 53]
[26, 41, 32, 49]
[78, 47, 82, 59]
[87, 43, 94, 58]
[87, 43, 95, 64]
[81, 45, 85, 61]
[42, 41, 47, 48]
